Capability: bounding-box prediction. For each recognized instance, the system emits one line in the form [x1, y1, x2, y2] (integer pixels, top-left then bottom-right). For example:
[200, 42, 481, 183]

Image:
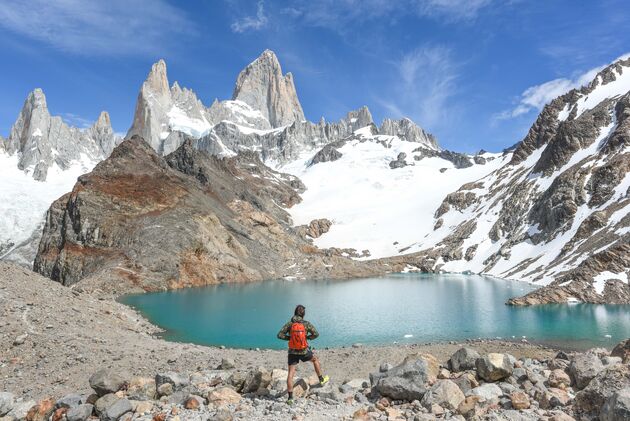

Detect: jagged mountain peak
[232, 49, 305, 128]
[95, 111, 111, 128]
[144, 59, 170, 97]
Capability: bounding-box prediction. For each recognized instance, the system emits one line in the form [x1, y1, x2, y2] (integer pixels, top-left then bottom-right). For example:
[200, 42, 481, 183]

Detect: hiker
[277, 304, 329, 404]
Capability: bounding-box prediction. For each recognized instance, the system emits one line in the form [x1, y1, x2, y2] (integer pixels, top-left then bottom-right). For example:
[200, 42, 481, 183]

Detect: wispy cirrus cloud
[495, 52, 630, 121]
[280, 0, 495, 30]
[231, 1, 269, 33]
[0, 0, 194, 56]
[415, 0, 494, 21]
[380, 45, 459, 129]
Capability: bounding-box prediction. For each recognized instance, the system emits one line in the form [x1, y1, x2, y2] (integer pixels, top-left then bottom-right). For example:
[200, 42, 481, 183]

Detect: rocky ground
[1, 262, 629, 421]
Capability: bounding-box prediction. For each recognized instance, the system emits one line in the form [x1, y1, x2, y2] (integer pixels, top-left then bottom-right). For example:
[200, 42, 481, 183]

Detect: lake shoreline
[0, 262, 606, 402]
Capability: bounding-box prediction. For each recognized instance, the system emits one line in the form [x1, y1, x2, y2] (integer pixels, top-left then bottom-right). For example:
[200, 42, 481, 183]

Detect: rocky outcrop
[232, 50, 305, 128]
[4, 89, 119, 181]
[33, 137, 386, 294]
[380, 118, 438, 149]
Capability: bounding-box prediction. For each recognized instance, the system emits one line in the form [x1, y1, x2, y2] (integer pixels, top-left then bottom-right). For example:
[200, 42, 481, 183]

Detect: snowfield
[279, 128, 509, 259]
[0, 152, 97, 261]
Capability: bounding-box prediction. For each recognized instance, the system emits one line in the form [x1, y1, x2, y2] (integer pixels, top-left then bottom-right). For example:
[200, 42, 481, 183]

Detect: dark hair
[294, 305, 305, 317]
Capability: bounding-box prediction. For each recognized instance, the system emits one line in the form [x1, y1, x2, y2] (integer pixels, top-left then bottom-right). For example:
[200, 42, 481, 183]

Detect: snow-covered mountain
[0, 89, 121, 264]
[398, 58, 629, 304]
[2, 49, 627, 304]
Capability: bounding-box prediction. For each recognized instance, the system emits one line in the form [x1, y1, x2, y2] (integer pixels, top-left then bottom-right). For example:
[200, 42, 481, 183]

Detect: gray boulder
[470, 383, 503, 401]
[242, 366, 272, 394]
[601, 388, 630, 421]
[575, 364, 630, 419]
[420, 379, 465, 410]
[155, 372, 190, 391]
[94, 394, 118, 415]
[100, 398, 132, 421]
[569, 352, 605, 389]
[449, 347, 480, 372]
[218, 358, 236, 370]
[6, 400, 35, 420]
[373, 357, 431, 401]
[66, 404, 94, 421]
[89, 369, 126, 396]
[0, 392, 14, 416]
[476, 353, 514, 382]
[56, 393, 83, 409]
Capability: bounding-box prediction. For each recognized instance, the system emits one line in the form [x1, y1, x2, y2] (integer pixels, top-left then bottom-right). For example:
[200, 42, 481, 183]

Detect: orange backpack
[288, 322, 308, 350]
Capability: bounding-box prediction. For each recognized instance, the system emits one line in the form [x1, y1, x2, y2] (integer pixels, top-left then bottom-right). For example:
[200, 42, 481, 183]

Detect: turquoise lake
[120, 274, 630, 350]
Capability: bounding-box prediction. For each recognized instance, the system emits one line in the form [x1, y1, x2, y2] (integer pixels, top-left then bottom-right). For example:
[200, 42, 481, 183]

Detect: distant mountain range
[0, 50, 627, 304]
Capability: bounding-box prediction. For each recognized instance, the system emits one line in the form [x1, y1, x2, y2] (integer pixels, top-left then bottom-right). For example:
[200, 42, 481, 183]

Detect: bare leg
[287, 364, 297, 394]
[311, 354, 323, 377]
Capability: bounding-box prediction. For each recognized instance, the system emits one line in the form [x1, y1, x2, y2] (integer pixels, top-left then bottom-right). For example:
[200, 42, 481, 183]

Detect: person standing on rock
[277, 304, 329, 404]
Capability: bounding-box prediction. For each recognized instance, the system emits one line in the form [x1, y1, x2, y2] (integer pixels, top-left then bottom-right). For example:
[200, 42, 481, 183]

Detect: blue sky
[0, 0, 629, 152]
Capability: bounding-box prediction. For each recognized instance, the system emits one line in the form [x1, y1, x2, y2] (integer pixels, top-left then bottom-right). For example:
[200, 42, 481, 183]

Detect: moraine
[121, 273, 630, 350]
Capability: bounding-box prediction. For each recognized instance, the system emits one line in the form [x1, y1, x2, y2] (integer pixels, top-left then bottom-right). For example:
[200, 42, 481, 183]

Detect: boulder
[184, 395, 204, 410]
[420, 379, 465, 410]
[603, 356, 623, 366]
[207, 387, 241, 406]
[156, 383, 173, 397]
[569, 353, 605, 389]
[452, 372, 478, 394]
[134, 401, 153, 415]
[0, 393, 14, 417]
[25, 398, 55, 421]
[372, 356, 432, 401]
[218, 358, 236, 370]
[126, 377, 157, 400]
[476, 353, 514, 382]
[155, 372, 189, 391]
[56, 394, 83, 409]
[457, 395, 484, 418]
[94, 394, 118, 415]
[7, 400, 35, 420]
[100, 398, 132, 421]
[575, 364, 630, 419]
[611, 339, 630, 363]
[159, 391, 187, 405]
[241, 367, 272, 393]
[449, 347, 480, 372]
[66, 404, 93, 421]
[310, 383, 340, 401]
[470, 383, 503, 401]
[510, 391, 530, 410]
[548, 369, 571, 389]
[601, 388, 630, 421]
[51, 407, 68, 421]
[89, 369, 126, 396]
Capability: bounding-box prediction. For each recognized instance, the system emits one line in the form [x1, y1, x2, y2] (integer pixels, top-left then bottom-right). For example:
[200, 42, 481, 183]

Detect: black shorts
[288, 349, 313, 366]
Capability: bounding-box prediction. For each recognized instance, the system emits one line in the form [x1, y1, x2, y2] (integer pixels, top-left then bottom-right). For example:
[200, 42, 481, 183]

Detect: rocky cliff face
[33, 137, 386, 294]
[232, 49, 305, 128]
[4, 89, 119, 181]
[407, 58, 630, 304]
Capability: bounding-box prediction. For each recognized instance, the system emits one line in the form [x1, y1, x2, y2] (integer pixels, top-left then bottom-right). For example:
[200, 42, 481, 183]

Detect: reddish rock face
[33, 136, 387, 295]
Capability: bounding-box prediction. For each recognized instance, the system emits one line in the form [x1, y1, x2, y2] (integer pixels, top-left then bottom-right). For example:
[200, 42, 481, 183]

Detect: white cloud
[282, 0, 495, 30]
[231, 1, 269, 33]
[496, 53, 630, 120]
[62, 113, 93, 129]
[0, 0, 193, 56]
[415, 0, 493, 21]
[381, 45, 458, 129]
